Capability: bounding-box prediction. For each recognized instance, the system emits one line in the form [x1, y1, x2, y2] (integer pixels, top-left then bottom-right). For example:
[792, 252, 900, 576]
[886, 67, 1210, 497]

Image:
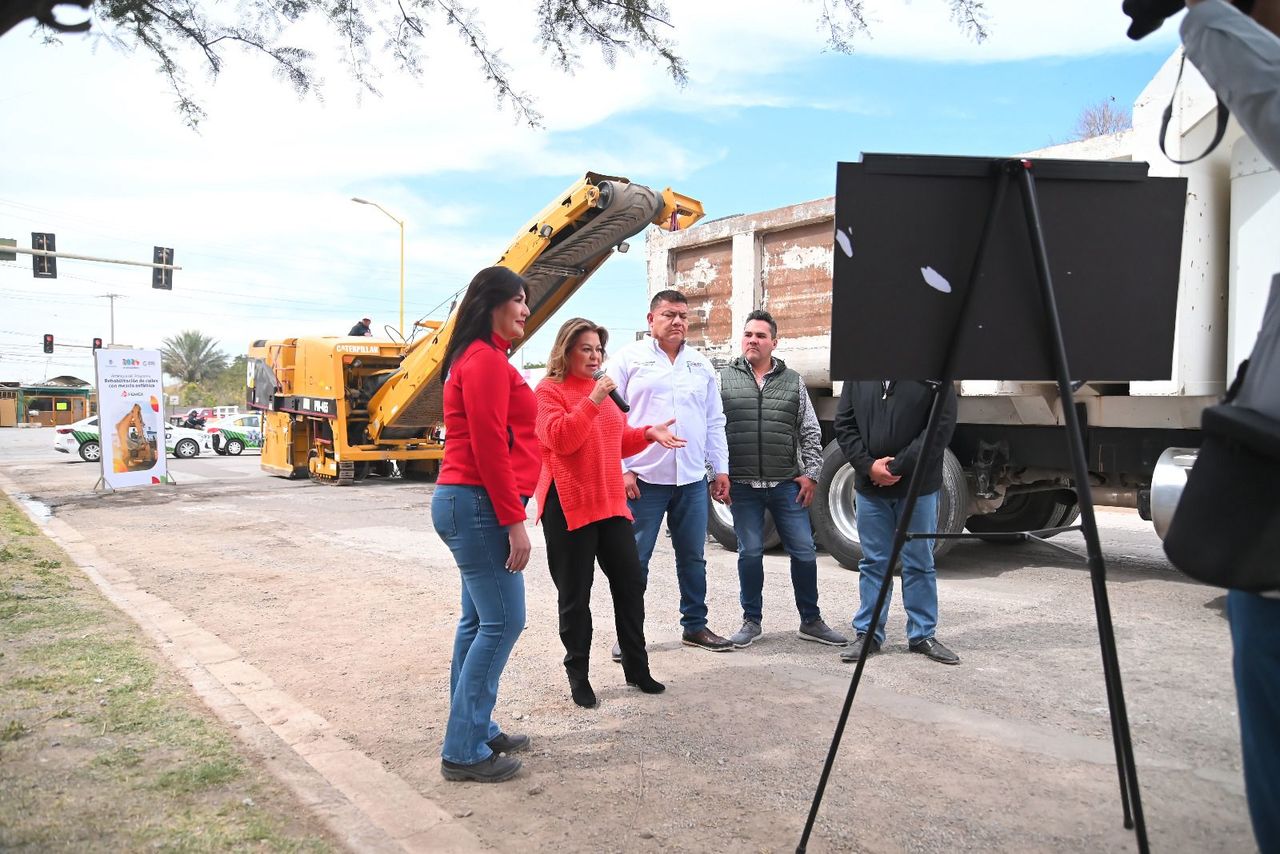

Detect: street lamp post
[351, 197, 405, 336]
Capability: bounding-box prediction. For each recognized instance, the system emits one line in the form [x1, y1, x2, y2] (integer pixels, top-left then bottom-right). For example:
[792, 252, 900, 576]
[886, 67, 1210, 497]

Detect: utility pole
[99, 293, 123, 345]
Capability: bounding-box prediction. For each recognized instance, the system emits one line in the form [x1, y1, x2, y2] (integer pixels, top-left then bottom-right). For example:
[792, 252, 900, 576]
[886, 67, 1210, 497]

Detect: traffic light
[32, 232, 56, 279]
[92, 337, 103, 350]
[152, 246, 174, 289]
[42, 333, 54, 354]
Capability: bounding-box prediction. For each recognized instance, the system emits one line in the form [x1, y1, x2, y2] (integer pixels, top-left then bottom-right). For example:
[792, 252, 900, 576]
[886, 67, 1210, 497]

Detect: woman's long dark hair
[440, 266, 529, 377]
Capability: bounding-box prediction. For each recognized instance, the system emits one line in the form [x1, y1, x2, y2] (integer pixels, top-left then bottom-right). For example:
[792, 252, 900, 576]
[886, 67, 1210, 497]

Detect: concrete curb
[0, 476, 485, 854]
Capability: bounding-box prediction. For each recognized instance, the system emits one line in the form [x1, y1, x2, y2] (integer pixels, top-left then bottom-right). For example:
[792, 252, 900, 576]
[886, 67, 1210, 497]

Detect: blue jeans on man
[729, 479, 820, 624]
[431, 484, 526, 766]
[1228, 589, 1280, 853]
[628, 477, 710, 632]
[853, 490, 939, 646]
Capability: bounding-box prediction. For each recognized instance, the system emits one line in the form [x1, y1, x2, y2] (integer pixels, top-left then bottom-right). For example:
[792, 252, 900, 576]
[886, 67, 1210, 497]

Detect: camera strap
[1159, 52, 1231, 164]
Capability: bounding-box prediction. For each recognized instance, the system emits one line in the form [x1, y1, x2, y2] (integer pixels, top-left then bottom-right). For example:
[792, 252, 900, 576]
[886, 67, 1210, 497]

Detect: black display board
[830, 154, 1187, 381]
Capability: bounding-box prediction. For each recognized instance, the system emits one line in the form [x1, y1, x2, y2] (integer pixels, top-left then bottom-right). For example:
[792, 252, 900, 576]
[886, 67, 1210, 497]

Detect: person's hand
[506, 523, 531, 571]
[623, 470, 641, 500]
[794, 475, 817, 507]
[870, 456, 901, 487]
[645, 418, 686, 449]
[589, 374, 617, 406]
[711, 473, 731, 505]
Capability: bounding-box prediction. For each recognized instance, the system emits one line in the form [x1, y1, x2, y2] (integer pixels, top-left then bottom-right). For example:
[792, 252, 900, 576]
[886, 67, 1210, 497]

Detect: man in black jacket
[833, 380, 959, 664]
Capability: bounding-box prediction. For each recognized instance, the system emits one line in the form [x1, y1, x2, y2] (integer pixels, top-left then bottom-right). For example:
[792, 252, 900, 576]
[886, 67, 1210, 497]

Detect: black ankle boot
[570, 678, 597, 708]
[625, 673, 665, 694]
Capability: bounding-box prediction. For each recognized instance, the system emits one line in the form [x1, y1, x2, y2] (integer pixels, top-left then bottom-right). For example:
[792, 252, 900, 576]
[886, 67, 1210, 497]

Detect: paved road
[0, 427, 1254, 852]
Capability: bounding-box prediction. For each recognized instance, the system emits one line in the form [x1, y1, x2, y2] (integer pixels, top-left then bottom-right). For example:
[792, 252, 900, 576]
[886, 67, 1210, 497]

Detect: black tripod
[799, 158, 1149, 853]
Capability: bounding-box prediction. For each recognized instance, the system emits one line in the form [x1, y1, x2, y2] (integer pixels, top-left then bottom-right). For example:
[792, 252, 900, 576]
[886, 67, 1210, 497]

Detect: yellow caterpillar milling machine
[247, 173, 703, 484]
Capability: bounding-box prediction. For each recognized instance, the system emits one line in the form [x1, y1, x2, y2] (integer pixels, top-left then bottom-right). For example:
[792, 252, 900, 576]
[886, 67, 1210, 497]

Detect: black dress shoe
[486, 732, 531, 754]
[681, 627, 734, 652]
[625, 673, 666, 694]
[909, 637, 960, 665]
[440, 753, 522, 783]
[839, 633, 881, 663]
[570, 678, 598, 708]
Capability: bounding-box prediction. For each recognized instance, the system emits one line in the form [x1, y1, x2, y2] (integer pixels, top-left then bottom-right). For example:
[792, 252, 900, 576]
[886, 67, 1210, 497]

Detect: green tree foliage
[160, 330, 228, 384]
[3, 0, 988, 128]
[169, 356, 246, 407]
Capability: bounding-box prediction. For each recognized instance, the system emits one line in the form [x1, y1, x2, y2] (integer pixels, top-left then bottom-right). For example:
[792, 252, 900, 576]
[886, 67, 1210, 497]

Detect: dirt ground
[0, 429, 1257, 852]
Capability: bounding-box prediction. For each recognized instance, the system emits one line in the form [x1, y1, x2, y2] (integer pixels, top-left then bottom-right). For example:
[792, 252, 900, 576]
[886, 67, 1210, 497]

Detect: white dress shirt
[606, 335, 729, 486]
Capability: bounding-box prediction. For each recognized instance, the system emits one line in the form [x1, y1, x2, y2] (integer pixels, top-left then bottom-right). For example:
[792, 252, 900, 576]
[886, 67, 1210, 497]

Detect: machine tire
[225, 439, 245, 456]
[79, 440, 101, 462]
[705, 485, 781, 552]
[966, 489, 1076, 542]
[812, 441, 968, 570]
[174, 438, 200, 459]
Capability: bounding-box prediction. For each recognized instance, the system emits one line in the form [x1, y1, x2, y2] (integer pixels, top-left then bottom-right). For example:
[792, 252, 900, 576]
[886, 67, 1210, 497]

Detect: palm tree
[160, 330, 228, 383]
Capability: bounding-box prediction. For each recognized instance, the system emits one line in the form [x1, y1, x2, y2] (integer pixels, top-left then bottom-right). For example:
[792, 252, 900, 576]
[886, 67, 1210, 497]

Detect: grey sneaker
[798, 618, 849, 647]
[728, 620, 762, 648]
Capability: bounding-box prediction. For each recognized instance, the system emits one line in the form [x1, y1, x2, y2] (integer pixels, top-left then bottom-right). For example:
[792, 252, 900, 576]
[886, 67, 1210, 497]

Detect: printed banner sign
[94, 349, 169, 488]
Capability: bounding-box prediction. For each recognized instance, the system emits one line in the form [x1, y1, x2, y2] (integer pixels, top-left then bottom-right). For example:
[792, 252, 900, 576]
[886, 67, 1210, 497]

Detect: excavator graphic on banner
[114, 403, 157, 472]
[247, 173, 704, 484]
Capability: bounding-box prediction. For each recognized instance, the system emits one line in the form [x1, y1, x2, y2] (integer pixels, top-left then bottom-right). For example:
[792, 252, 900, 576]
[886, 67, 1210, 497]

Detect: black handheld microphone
[592, 369, 630, 413]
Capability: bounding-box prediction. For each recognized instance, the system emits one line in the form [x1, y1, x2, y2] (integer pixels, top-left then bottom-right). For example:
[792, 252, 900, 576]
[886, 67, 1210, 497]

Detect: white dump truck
[645, 49, 1280, 568]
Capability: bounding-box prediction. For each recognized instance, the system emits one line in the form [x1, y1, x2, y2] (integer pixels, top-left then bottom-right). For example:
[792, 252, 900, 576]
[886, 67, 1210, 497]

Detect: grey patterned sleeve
[798, 374, 824, 481]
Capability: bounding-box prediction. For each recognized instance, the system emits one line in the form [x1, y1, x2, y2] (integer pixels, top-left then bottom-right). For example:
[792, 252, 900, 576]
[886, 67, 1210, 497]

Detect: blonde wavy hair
[545, 317, 609, 382]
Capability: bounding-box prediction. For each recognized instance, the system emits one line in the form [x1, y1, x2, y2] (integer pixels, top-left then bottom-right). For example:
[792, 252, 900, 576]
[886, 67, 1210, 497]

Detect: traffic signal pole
[10, 245, 180, 274]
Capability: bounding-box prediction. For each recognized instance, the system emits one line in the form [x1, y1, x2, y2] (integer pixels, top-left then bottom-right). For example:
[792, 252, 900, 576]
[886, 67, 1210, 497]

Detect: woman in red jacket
[432, 266, 538, 783]
[534, 317, 684, 708]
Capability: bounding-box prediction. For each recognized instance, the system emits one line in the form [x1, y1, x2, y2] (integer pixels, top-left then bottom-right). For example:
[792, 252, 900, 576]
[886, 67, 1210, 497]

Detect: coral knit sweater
[534, 373, 652, 531]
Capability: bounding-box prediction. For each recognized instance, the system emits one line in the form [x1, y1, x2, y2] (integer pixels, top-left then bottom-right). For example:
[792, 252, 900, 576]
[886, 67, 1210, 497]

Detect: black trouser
[541, 483, 650, 683]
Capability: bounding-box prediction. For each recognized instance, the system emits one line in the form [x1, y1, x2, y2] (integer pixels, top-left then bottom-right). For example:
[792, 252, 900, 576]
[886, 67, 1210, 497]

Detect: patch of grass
[155, 757, 243, 793]
[1, 719, 29, 741]
[0, 495, 334, 853]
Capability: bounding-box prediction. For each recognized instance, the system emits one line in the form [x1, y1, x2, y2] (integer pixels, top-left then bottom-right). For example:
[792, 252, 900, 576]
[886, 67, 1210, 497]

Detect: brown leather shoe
[681, 627, 734, 652]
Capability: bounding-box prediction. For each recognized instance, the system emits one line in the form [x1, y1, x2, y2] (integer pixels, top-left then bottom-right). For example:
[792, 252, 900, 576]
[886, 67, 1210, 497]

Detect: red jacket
[534, 373, 651, 531]
[438, 334, 539, 526]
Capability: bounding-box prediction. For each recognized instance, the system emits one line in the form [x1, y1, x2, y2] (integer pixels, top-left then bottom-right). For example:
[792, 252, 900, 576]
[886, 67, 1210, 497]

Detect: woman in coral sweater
[535, 317, 685, 708]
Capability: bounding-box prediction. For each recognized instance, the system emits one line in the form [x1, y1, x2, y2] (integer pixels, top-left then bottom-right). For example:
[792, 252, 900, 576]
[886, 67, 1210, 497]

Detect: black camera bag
[1164, 399, 1280, 592]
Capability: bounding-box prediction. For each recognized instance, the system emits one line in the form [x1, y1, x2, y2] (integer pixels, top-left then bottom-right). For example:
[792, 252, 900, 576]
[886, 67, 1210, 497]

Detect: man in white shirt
[606, 290, 734, 652]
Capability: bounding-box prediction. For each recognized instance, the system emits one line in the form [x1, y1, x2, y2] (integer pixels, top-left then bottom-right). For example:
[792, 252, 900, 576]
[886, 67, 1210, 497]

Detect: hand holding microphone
[591, 369, 630, 412]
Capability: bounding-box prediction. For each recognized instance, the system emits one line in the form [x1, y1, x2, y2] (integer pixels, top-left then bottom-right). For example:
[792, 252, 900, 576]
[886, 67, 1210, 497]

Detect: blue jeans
[1228, 589, 1280, 853]
[853, 490, 938, 646]
[628, 478, 710, 632]
[431, 484, 526, 765]
[729, 480, 820, 624]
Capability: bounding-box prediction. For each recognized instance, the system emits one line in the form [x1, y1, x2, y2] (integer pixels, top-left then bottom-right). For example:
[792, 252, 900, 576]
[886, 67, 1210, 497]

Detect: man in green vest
[721, 310, 848, 648]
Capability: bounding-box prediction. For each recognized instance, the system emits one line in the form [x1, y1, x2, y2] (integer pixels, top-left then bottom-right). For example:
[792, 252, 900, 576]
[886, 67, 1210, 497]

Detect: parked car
[54, 416, 209, 461]
[206, 413, 263, 456]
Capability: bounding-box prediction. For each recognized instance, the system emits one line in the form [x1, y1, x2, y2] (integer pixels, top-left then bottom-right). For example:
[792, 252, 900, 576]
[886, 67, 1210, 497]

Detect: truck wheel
[705, 486, 780, 552]
[812, 441, 968, 569]
[966, 489, 1075, 542]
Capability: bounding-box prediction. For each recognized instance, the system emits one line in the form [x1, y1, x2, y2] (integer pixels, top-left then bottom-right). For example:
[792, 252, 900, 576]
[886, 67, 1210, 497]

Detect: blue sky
[0, 0, 1181, 382]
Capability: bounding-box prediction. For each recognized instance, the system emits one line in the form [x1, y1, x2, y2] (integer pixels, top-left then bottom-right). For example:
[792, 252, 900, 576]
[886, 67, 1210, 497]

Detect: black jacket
[349, 321, 371, 336]
[834, 380, 957, 497]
